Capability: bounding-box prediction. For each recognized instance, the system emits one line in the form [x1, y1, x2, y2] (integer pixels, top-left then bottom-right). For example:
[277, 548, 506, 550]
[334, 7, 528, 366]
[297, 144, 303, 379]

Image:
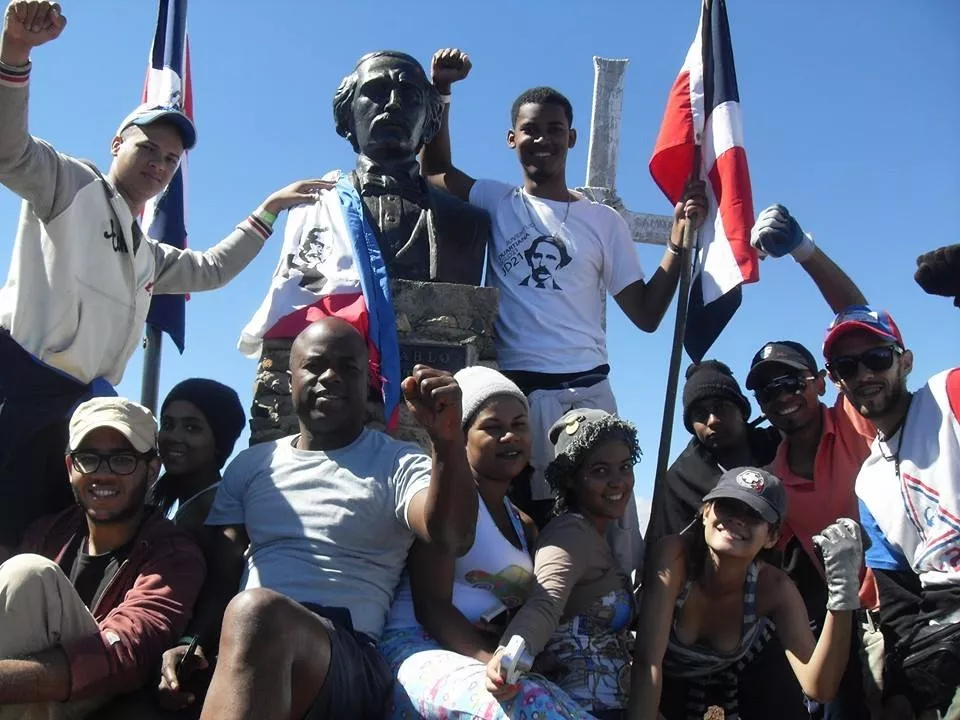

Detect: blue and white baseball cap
[116, 103, 196, 150]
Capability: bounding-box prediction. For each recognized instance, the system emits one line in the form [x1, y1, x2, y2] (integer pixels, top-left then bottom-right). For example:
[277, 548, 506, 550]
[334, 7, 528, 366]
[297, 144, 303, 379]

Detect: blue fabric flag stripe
[702, 0, 740, 111]
[143, 0, 189, 352]
[684, 273, 742, 363]
[151, 0, 187, 75]
[336, 178, 402, 422]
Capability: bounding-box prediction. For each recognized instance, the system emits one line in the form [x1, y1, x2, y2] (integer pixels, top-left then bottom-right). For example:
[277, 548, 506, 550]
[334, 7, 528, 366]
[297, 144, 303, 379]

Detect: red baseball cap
[823, 305, 904, 359]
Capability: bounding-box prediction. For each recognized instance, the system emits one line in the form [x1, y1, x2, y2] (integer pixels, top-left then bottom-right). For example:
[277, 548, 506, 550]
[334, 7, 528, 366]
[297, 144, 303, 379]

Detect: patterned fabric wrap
[542, 587, 634, 712]
[378, 627, 597, 720]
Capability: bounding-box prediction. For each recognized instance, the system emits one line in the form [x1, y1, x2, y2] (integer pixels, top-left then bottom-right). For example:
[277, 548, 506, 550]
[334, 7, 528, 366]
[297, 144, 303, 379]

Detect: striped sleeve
[0, 60, 30, 88]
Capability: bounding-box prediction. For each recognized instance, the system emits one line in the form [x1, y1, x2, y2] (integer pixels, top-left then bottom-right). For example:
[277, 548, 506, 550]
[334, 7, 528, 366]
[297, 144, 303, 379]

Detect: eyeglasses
[754, 375, 815, 405]
[826, 345, 902, 381]
[70, 451, 150, 476]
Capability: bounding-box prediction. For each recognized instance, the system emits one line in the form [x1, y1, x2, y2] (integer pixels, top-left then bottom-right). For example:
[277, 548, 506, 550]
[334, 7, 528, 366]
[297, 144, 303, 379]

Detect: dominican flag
[649, 0, 758, 362]
[142, 0, 192, 352]
[238, 176, 403, 428]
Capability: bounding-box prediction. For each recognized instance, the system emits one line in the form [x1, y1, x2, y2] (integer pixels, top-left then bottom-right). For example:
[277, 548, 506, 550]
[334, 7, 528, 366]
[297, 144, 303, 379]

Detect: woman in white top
[380, 366, 595, 719]
[151, 378, 245, 533]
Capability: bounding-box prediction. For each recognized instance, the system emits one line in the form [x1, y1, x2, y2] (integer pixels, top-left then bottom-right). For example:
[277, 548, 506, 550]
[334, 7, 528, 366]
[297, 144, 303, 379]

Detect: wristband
[177, 635, 197, 647]
[791, 232, 816, 263]
[666, 242, 682, 256]
[439, 93, 452, 105]
[254, 207, 278, 227]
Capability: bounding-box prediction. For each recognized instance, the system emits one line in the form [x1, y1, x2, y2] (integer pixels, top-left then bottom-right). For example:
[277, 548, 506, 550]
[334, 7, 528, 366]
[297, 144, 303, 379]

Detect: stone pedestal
[249, 280, 499, 449]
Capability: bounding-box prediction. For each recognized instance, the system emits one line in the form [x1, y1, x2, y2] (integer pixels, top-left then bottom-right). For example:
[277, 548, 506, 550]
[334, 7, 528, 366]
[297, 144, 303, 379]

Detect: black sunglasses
[70, 451, 151, 476]
[826, 345, 902, 381]
[754, 374, 814, 405]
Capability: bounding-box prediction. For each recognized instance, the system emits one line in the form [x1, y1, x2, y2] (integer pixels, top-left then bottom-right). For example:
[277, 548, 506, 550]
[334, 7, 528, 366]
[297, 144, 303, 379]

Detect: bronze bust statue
[333, 51, 488, 285]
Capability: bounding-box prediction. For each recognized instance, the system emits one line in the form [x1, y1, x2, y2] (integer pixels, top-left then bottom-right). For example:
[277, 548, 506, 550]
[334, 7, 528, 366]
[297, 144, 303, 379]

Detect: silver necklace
[519, 188, 572, 242]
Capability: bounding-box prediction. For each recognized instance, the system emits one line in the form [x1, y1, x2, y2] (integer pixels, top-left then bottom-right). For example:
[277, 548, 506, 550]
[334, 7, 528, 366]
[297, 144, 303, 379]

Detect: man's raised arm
[751, 204, 867, 313]
[402, 365, 477, 557]
[419, 48, 477, 202]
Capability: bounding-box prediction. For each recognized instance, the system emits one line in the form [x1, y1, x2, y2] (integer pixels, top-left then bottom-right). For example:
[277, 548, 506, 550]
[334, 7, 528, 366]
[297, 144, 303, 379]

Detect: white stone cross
[578, 57, 674, 245]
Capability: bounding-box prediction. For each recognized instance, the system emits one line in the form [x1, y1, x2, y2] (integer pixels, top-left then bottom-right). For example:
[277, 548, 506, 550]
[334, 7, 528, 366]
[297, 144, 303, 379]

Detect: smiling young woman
[629, 467, 864, 720]
[484, 409, 641, 719]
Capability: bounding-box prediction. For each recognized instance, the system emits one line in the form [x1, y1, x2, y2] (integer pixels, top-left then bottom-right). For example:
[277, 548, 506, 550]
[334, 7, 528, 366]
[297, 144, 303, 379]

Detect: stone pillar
[249, 280, 499, 449]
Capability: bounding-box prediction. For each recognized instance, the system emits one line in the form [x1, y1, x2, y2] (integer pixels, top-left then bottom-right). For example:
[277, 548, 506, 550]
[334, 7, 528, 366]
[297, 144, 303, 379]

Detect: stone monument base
[250, 280, 499, 449]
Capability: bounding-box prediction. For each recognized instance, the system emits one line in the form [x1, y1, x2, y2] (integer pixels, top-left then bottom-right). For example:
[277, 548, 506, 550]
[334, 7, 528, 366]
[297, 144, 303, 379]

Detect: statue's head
[334, 51, 443, 161]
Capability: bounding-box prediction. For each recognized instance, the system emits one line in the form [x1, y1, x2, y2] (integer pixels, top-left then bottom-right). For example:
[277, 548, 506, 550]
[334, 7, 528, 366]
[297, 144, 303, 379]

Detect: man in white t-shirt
[419, 48, 705, 579]
[157, 317, 478, 720]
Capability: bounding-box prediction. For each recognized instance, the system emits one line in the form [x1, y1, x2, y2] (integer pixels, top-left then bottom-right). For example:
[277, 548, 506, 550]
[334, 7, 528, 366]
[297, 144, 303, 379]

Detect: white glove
[813, 518, 863, 612]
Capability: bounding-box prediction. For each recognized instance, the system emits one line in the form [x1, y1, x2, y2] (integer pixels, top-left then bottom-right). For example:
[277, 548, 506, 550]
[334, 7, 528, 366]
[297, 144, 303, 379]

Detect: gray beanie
[454, 366, 529, 429]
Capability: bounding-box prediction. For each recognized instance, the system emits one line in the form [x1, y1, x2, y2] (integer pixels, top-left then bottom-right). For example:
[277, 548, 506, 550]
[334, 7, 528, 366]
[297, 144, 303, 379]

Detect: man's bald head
[292, 317, 369, 367]
[290, 318, 370, 446]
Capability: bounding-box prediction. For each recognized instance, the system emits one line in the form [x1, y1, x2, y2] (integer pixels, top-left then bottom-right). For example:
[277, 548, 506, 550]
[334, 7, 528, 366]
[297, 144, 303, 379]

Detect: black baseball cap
[745, 340, 818, 390]
[702, 466, 787, 524]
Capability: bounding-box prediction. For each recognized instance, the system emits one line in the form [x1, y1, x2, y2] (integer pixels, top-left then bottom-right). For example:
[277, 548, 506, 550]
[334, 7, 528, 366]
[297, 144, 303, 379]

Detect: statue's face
[351, 55, 428, 161]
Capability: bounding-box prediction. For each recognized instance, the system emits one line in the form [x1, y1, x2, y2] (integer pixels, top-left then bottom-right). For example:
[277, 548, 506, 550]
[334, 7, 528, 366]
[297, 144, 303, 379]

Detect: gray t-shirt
[206, 429, 431, 639]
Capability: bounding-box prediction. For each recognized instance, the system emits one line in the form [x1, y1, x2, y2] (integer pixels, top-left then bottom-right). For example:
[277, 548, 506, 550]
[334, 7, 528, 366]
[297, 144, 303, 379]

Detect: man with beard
[159, 318, 477, 720]
[747, 204, 876, 718]
[0, 397, 206, 719]
[419, 48, 706, 583]
[823, 307, 960, 717]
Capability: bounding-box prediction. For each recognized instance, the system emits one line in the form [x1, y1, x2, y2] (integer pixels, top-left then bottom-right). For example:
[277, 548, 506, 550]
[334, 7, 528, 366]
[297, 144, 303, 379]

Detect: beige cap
[69, 397, 158, 454]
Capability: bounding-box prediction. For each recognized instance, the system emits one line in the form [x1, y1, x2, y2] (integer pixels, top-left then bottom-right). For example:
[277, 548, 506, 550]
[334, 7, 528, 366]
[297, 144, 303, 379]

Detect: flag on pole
[142, 0, 192, 352]
[649, 0, 758, 362]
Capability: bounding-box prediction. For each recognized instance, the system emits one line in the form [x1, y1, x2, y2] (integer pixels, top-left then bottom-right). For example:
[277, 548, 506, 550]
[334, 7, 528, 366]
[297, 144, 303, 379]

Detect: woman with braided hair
[486, 408, 641, 719]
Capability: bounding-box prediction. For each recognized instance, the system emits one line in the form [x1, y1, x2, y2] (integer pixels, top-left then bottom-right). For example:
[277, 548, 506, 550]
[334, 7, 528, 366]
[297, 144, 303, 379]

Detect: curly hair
[544, 415, 641, 518]
[333, 51, 444, 154]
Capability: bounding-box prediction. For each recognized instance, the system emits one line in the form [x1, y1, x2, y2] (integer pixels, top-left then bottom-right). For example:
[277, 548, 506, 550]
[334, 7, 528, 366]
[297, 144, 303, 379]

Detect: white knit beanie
[454, 366, 529, 429]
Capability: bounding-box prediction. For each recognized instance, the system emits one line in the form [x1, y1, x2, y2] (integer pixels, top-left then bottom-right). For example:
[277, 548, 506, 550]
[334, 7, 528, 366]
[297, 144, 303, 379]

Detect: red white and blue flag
[239, 176, 403, 428]
[142, 0, 192, 352]
[649, 0, 758, 362]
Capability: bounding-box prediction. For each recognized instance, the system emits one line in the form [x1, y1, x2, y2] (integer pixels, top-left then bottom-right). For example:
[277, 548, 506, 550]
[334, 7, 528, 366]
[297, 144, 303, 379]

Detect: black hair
[510, 86, 573, 127]
[545, 416, 641, 519]
[333, 51, 443, 153]
[682, 502, 782, 581]
[523, 235, 573, 269]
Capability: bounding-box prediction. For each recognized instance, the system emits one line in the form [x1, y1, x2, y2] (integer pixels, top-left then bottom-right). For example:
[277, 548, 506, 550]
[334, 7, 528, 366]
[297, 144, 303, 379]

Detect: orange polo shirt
[768, 395, 875, 573]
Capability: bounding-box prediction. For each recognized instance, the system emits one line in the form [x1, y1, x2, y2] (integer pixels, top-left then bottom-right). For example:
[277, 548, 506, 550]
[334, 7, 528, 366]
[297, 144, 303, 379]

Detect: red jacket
[18, 507, 206, 700]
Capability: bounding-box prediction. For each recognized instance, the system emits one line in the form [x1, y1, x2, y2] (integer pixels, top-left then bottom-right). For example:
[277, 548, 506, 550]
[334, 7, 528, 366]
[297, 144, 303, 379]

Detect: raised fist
[431, 48, 471, 93]
[813, 518, 863, 612]
[915, 243, 960, 307]
[750, 203, 815, 261]
[3, 1, 67, 53]
[401, 365, 463, 443]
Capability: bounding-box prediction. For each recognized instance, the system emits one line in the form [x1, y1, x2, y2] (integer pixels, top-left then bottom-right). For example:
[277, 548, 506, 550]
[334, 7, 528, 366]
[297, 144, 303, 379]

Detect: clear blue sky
[1, 1, 958, 530]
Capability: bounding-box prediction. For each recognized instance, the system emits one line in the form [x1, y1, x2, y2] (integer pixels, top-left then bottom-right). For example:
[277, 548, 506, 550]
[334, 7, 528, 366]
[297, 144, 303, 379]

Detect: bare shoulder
[755, 561, 796, 616]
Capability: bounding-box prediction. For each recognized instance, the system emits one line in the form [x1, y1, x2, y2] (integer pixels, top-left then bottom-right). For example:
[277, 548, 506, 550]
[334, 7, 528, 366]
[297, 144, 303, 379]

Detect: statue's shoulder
[427, 184, 490, 227]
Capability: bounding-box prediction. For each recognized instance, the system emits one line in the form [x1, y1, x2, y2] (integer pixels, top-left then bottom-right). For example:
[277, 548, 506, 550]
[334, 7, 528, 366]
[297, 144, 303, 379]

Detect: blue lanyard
[503, 496, 529, 554]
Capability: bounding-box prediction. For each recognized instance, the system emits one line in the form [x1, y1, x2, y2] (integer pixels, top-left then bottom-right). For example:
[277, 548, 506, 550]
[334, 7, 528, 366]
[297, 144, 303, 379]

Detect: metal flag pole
[652, 191, 700, 488]
[140, 326, 162, 413]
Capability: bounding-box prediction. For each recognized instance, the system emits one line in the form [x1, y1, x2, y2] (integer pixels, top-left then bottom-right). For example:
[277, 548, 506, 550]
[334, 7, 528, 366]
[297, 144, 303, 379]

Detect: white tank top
[386, 495, 534, 629]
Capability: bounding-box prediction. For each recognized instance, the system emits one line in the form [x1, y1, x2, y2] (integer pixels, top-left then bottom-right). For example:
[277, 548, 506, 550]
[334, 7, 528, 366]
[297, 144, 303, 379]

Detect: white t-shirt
[469, 179, 644, 373]
[206, 429, 432, 639]
[856, 368, 960, 589]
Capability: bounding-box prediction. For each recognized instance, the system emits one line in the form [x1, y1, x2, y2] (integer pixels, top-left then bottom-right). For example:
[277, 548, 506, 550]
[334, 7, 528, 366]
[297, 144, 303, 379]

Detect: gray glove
[750, 204, 816, 261]
[812, 518, 863, 612]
